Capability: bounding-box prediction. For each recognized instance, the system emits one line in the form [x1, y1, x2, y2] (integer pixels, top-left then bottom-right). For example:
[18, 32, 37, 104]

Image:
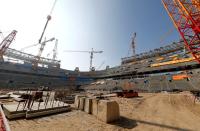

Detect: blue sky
[0, 0, 180, 71]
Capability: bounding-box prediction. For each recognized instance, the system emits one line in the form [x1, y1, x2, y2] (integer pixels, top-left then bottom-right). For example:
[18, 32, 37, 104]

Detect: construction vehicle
[64, 48, 103, 71]
[116, 90, 138, 98]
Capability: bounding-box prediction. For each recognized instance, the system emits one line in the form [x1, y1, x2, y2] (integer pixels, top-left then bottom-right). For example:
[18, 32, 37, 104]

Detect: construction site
[0, 0, 199, 131]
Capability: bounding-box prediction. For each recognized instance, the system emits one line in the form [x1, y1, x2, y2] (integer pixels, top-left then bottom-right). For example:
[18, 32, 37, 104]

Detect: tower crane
[162, 0, 200, 63]
[64, 48, 103, 71]
[0, 30, 17, 61]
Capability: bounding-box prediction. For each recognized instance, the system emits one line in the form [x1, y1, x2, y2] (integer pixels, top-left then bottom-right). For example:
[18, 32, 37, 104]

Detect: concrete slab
[3, 101, 71, 119]
[3, 104, 26, 119]
[26, 102, 71, 119]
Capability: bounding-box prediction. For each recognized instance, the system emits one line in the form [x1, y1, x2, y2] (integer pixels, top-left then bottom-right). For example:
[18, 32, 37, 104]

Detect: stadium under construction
[0, 0, 199, 131]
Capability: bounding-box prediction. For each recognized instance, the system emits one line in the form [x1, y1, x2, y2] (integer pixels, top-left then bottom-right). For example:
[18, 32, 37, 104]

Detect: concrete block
[74, 95, 85, 108]
[91, 99, 99, 116]
[84, 98, 92, 114]
[79, 97, 85, 111]
[97, 100, 120, 123]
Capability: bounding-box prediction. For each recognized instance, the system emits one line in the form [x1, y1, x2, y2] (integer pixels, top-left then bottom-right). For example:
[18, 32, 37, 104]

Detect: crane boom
[0, 30, 17, 61]
[38, 15, 51, 44]
[64, 48, 103, 71]
[38, 0, 57, 44]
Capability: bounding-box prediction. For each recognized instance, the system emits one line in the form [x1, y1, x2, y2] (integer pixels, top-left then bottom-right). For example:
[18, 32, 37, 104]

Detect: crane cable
[97, 61, 105, 70]
[49, 0, 57, 16]
[20, 43, 40, 51]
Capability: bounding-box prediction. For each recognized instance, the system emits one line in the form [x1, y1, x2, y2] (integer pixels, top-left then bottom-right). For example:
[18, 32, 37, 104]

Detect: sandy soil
[9, 93, 200, 131]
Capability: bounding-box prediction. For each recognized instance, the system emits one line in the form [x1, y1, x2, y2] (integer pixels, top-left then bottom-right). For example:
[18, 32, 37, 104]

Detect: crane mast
[162, 0, 200, 63]
[53, 39, 58, 60]
[33, 37, 55, 68]
[131, 32, 136, 56]
[89, 48, 103, 71]
[90, 48, 94, 71]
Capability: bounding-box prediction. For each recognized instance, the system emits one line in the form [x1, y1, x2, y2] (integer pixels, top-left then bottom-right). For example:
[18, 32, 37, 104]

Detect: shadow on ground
[110, 116, 137, 129]
[136, 119, 193, 131]
[110, 116, 193, 131]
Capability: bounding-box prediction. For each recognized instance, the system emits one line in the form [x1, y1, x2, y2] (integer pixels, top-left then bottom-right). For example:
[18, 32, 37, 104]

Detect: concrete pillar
[84, 98, 92, 114]
[97, 100, 120, 123]
[79, 97, 85, 111]
[91, 99, 99, 116]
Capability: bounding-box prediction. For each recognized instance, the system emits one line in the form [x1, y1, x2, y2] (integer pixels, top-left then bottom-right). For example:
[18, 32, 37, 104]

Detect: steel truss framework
[162, 0, 200, 63]
[5, 48, 60, 68]
[0, 30, 17, 60]
[122, 41, 184, 63]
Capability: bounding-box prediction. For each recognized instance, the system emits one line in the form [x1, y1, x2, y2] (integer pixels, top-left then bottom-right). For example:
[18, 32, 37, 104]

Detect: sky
[0, 0, 180, 71]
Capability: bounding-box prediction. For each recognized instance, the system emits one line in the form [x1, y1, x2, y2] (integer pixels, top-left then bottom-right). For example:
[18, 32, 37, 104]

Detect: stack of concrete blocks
[74, 95, 120, 123]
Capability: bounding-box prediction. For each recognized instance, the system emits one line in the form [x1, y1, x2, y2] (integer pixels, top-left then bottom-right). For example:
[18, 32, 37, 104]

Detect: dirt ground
[9, 93, 200, 131]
